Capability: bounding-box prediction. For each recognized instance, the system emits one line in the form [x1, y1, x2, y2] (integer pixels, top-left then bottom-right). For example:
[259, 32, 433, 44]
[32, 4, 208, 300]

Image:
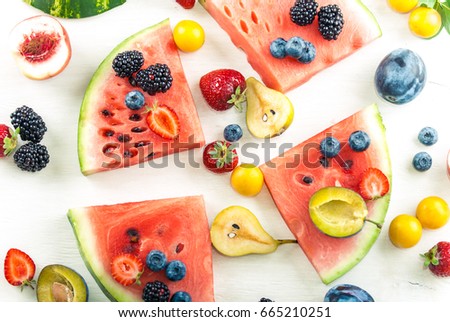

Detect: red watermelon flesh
[199, 0, 381, 93]
[259, 104, 391, 284]
[78, 19, 204, 175]
[67, 195, 214, 302]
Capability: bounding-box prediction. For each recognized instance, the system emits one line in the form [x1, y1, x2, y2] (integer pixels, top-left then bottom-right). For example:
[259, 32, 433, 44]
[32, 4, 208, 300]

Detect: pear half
[245, 77, 294, 138]
[309, 187, 368, 238]
[210, 205, 295, 256]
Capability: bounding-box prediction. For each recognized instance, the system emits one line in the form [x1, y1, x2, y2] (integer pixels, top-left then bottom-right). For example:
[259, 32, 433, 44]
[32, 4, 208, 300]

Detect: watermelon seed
[102, 109, 112, 117]
[126, 228, 140, 243]
[176, 243, 184, 253]
[251, 11, 259, 24]
[319, 156, 331, 168]
[232, 223, 240, 229]
[131, 127, 146, 133]
[262, 114, 268, 122]
[302, 176, 313, 185]
[129, 113, 142, 121]
[102, 143, 120, 154]
[117, 134, 131, 143]
[240, 20, 249, 34]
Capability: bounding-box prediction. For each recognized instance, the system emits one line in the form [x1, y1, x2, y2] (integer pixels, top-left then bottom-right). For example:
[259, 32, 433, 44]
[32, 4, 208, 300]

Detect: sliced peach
[9, 15, 71, 80]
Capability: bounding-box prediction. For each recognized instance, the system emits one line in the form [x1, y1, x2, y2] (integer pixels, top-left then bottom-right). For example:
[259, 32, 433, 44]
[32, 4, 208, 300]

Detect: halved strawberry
[358, 167, 390, 200]
[145, 103, 180, 139]
[4, 248, 36, 290]
[111, 253, 144, 286]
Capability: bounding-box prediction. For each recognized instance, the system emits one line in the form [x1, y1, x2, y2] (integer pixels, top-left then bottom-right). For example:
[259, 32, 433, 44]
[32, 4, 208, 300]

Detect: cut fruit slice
[199, 0, 382, 92]
[9, 15, 71, 80]
[260, 103, 391, 284]
[78, 19, 204, 175]
[67, 195, 214, 302]
[145, 104, 180, 139]
[245, 77, 294, 138]
[36, 264, 88, 302]
[309, 187, 368, 238]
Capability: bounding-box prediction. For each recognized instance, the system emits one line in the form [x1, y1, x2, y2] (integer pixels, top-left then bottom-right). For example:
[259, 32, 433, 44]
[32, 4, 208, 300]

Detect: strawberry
[203, 140, 238, 173]
[111, 253, 144, 286]
[4, 248, 36, 290]
[199, 69, 246, 111]
[0, 124, 19, 157]
[358, 167, 390, 200]
[422, 241, 450, 277]
[145, 103, 180, 139]
[176, 0, 195, 9]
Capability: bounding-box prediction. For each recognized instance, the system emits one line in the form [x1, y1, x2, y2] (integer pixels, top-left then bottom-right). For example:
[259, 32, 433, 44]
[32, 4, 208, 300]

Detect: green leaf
[437, 2, 450, 34]
[418, 0, 437, 8]
[23, 0, 126, 19]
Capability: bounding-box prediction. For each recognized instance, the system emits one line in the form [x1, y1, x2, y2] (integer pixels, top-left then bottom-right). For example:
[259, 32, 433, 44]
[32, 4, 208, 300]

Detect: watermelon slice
[259, 104, 391, 284]
[199, 0, 382, 92]
[78, 19, 204, 175]
[67, 195, 214, 301]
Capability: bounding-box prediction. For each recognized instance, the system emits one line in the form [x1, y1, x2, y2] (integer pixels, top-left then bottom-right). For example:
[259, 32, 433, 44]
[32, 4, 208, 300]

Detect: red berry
[203, 140, 238, 173]
[145, 103, 180, 139]
[111, 253, 144, 286]
[176, 0, 195, 9]
[358, 167, 390, 200]
[4, 248, 36, 289]
[199, 69, 246, 111]
[0, 124, 18, 157]
[422, 241, 450, 277]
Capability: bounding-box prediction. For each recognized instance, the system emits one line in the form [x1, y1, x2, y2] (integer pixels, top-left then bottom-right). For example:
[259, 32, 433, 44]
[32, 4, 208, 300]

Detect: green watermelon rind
[77, 19, 169, 175]
[313, 104, 392, 284]
[23, 0, 126, 19]
[67, 207, 127, 301]
[261, 104, 392, 284]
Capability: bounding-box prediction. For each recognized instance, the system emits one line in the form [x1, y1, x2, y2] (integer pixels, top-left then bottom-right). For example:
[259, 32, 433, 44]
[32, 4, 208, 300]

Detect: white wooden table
[0, 0, 449, 302]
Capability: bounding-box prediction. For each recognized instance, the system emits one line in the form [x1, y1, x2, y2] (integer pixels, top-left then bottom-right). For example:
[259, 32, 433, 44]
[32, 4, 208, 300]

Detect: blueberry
[298, 41, 316, 64]
[418, 126, 438, 146]
[165, 260, 186, 281]
[170, 291, 192, 302]
[145, 250, 167, 272]
[348, 130, 371, 152]
[125, 90, 145, 110]
[270, 38, 287, 59]
[223, 124, 243, 142]
[320, 136, 341, 158]
[375, 48, 426, 105]
[324, 284, 374, 302]
[285, 36, 306, 59]
[412, 151, 432, 172]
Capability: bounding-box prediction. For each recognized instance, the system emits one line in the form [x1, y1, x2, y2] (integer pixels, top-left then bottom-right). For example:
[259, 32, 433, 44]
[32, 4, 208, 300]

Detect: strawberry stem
[227, 86, 247, 112]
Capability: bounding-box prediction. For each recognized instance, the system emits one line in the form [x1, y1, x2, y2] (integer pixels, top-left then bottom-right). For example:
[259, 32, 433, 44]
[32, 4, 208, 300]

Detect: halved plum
[9, 15, 71, 80]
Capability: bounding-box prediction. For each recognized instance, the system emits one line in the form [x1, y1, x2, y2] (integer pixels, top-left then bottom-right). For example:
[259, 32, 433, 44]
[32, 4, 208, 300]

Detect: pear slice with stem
[245, 77, 294, 138]
[210, 205, 296, 256]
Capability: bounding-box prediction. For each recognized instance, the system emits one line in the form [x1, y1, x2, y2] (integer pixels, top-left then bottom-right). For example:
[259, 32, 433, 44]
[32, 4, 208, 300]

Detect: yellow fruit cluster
[387, 0, 443, 39]
[389, 196, 450, 248]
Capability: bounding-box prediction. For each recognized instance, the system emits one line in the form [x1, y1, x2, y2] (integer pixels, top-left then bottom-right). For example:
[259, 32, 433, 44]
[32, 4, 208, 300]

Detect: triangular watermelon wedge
[260, 104, 391, 284]
[67, 195, 214, 301]
[200, 0, 382, 92]
[78, 19, 204, 175]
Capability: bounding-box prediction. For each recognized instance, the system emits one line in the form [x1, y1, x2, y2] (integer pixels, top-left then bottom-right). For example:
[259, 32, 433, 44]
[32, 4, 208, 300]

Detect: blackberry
[112, 50, 144, 78]
[142, 280, 170, 302]
[318, 4, 344, 40]
[13, 142, 50, 172]
[290, 0, 319, 26]
[136, 63, 173, 95]
[10, 105, 47, 143]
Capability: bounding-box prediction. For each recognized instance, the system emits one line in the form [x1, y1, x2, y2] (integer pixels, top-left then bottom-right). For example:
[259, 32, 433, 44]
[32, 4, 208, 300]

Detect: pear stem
[364, 219, 382, 229]
[276, 239, 297, 245]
